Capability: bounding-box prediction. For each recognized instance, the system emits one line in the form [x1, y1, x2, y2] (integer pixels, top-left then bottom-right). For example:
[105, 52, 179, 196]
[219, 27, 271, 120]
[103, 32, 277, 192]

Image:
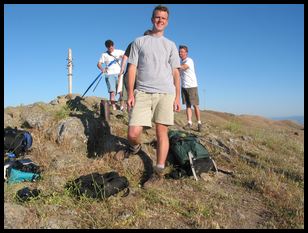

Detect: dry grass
[4, 104, 304, 229]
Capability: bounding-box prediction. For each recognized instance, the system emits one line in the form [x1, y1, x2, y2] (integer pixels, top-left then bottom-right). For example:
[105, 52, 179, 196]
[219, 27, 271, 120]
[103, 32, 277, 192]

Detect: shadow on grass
[66, 96, 153, 184]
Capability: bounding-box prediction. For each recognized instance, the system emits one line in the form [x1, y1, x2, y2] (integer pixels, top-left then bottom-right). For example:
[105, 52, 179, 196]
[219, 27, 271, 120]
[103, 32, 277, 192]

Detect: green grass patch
[224, 120, 242, 134]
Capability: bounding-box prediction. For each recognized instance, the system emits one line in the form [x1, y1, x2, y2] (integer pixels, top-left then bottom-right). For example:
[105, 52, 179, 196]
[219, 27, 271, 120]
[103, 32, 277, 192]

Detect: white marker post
[67, 48, 73, 95]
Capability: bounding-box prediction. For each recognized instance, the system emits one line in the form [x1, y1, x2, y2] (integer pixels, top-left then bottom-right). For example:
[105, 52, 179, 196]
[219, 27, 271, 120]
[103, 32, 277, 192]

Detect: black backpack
[4, 127, 33, 157]
[65, 171, 129, 199]
[167, 130, 217, 180]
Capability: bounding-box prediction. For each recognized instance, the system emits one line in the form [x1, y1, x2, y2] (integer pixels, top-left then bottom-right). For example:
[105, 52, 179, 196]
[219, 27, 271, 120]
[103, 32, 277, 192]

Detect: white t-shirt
[180, 57, 198, 88]
[98, 49, 125, 75]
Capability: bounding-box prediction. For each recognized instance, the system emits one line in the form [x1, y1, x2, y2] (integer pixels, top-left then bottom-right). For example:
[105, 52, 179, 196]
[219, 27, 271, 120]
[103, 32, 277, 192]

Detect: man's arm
[180, 63, 189, 71]
[119, 55, 128, 76]
[127, 63, 137, 109]
[119, 43, 132, 76]
[97, 62, 106, 73]
[173, 68, 181, 112]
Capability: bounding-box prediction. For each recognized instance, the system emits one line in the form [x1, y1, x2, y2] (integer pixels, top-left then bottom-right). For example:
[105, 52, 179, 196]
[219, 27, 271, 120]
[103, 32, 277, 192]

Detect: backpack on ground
[167, 130, 217, 180]
[4, 127, 33, 157]
[5, 159, 42, 184]
[65, 171, 129, 199]
[7, 168, 40, 184]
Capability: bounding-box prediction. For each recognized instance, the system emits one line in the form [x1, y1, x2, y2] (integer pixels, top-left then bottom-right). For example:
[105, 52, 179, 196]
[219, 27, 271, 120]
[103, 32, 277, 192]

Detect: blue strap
[23, 132, 32, 150]
[107, 59, 117, 67]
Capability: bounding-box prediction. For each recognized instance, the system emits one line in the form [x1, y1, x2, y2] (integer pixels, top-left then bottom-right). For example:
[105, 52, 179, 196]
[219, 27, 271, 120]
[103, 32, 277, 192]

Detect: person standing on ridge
[179, 45, 202, 132]
[97, 40, 125, 110]
[116, 5, 181, 189]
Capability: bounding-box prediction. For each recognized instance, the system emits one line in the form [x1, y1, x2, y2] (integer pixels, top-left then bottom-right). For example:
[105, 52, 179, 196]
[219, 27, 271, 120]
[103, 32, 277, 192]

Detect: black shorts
[181, 87, 199, 107]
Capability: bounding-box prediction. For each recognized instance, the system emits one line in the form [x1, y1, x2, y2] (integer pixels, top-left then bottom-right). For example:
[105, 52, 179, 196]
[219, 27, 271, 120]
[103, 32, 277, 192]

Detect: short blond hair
[152, 5, 169, 19]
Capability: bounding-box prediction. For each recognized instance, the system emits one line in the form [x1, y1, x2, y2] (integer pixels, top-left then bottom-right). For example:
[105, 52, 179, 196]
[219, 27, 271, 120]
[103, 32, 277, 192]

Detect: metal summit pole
[67, 48, 73, 95]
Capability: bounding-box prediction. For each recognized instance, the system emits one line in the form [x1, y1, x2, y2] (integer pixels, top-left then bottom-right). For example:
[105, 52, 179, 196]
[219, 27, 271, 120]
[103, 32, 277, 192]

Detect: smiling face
[179, 48, 188, 60]
[151, 9, 169, 33]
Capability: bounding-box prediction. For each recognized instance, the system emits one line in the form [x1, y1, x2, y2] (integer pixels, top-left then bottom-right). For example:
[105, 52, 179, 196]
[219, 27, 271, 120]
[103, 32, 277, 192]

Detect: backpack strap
[11, 135, 24, 153]
[120, 187, 130, 197]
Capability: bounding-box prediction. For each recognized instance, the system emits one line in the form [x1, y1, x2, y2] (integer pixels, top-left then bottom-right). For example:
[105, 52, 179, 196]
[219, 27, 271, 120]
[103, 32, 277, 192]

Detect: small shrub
[54, 104, 71, 121]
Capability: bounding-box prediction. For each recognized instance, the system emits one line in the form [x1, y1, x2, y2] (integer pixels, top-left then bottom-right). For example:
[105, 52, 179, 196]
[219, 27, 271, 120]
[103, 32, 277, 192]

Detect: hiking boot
[143, 167, 164, 189]
[114, 144, 141, 161]
[183, 123, 192, 130]
[198, 123, 202, 132]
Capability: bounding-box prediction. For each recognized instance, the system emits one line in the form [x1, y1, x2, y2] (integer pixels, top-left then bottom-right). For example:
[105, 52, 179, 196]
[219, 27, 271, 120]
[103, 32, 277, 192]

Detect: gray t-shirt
[128, 34, 180, 94]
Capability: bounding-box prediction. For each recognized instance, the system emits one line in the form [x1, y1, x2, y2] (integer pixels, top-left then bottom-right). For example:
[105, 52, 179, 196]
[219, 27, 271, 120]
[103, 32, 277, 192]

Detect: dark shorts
[120, 74, 128, 101]
[181, 87, 199, 107]
[120, 72, 137, 101]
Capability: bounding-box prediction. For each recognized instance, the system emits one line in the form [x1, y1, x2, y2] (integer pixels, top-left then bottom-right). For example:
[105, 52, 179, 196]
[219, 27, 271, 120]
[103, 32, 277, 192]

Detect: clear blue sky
[4, 4, 304, 118]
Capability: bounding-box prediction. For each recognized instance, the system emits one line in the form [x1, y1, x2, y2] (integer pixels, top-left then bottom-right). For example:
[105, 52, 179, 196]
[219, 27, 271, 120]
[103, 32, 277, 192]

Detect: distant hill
[271, 115, 304, 125]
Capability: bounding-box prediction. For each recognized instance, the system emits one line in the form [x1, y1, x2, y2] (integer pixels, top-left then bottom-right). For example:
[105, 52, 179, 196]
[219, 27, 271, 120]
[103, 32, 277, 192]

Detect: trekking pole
[188, 151, 199, 181]
[81, 72, 103, 98]
[92, 75, 103, 92]
[90, 56, 120, 95]
[201, 138, 229, 152]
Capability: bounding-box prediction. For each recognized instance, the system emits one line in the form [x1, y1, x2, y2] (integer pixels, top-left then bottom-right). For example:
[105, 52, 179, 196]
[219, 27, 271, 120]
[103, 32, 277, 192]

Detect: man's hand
[118, 70, 124, 79]
[173, 97, 181, 112]
[127, 94, 135, 112]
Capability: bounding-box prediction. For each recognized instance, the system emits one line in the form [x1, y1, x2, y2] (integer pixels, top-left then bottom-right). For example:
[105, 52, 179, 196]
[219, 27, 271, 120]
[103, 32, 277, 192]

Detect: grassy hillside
[4, 97, 304, 229]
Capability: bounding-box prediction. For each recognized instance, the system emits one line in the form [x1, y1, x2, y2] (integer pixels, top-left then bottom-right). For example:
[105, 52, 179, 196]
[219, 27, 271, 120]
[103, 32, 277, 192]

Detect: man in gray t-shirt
[115, 5, 181, 189]
[128, 34, 180, 94]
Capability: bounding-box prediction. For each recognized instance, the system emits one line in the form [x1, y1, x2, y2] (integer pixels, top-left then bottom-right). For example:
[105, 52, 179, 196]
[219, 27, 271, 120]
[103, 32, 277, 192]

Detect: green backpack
[167, 130, 217, 179]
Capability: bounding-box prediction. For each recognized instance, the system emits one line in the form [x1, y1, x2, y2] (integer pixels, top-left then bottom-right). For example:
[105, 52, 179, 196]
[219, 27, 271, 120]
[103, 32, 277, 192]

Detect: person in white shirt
[97, 40, 124, 110]
[179, 45, 202, 132]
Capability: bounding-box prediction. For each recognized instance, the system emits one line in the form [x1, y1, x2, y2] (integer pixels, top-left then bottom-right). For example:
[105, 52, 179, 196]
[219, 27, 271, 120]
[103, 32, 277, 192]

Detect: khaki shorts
[181, 87, 199, 107]
[129, 90, 175, 127]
